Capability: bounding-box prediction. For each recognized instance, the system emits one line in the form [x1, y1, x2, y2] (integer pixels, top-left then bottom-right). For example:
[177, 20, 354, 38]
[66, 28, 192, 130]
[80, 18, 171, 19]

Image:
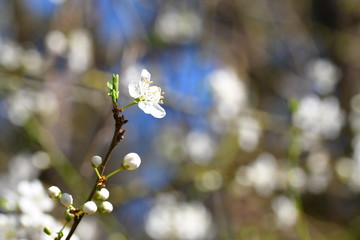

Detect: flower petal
[138, 102, 152, 114]
[141, 69, 151, 82]
[128, 81, 141, 98]
[149, 103, 166, 118]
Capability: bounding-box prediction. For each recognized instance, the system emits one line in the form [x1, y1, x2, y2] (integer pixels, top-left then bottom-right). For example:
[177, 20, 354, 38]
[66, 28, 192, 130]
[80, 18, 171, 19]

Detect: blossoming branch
[44, 69, 165, 240]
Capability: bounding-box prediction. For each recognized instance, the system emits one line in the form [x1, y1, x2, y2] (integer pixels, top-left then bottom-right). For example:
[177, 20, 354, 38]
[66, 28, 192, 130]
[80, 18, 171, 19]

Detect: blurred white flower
[145, 194, 214, 240]
[68, 29, 92, 72]
[186, 131, 215, 164]
[304, 151, 332, 194]
[195, 170, 223, 192]
[45, 30, 67, 55]
[6, 89, 34, 126]
[245, 153, 279, 196]
[32, 151, 51, 170]
[287, 167, 307, 192]
[6, 89, 59, 126]
[272, 195, 298, 229]
[335, 157, 355, 183]
[128, 69, 166, 118]
[294, 95, 345, 140]
[17, 180, 54, 215]
[155, 7, 202, 44]
[21, 48, 43, 74]
[122, 152, 141, 170]
[0, 40, 22, 70]
[307, 173, 331, 194]
[237, 115, 261, 152]
[0, 155, 84, 240]
[306, 58, 341, 95]
[306, 150, 330, 175]
[208, 68, 247, 121]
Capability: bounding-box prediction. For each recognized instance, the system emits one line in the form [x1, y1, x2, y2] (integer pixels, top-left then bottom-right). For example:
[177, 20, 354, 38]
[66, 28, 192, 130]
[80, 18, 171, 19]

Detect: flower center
[138, 86, 164, 104]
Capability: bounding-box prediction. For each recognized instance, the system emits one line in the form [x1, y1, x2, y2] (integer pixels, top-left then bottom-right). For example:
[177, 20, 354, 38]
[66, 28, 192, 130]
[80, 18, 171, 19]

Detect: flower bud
[98, 201, 113, 214]
[60, 193, 73, 207]
[91, 155, 102, 168]
[43, 227, 52, 235]
[65, 209, 75, 221]
[83, 201, 97, 215]
[94, 188, 110, 201]
[122, 153, 141, 170]
[48, 186, 61, 199]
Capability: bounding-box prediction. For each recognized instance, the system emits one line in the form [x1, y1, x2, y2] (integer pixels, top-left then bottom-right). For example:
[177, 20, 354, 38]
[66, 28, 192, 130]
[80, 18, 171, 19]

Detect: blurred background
[1, 0, 360, 239]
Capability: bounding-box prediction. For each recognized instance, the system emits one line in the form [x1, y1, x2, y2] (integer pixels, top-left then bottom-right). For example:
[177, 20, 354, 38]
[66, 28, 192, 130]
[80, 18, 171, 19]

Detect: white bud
[122, 152, 141, 170]
[83, 201, 97, 215]
[98, 201, 113, 214]
[60, 193, 73, 207]
[91, 155, 102, 168]
[94, 188, 110, 201]
[48, 186, 61, 199]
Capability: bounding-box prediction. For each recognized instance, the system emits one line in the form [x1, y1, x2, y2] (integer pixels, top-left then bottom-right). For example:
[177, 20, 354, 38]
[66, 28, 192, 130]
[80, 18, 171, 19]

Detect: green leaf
[58, 231, 64, 239]
[108, 74, 120, 107]
[107, 81, 113, 89]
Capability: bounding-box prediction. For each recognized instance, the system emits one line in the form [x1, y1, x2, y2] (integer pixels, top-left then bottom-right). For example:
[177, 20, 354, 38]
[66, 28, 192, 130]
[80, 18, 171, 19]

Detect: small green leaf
[108, 74, 120, 107]
[58, 231, 64, 239]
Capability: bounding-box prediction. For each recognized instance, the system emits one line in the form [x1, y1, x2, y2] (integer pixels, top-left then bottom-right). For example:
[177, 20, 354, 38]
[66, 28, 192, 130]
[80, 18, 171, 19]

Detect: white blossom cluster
[0, 153, 80, 240]
[6, 88, 59, 126]
[145, 194, 214, 240]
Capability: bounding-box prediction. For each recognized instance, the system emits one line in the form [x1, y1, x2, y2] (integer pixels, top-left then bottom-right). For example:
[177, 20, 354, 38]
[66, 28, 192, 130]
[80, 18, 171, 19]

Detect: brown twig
[65, 107, 127, 240]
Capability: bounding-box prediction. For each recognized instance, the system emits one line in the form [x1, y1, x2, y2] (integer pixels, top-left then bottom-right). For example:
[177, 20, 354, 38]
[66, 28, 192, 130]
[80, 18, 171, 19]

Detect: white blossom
[128, 69, 166, 118]
[306, 58, 341, 95]
[186, 131, 215, 164]
[145, 194, 214, 240]
[237, 114, 261, 152]
[294, 95, 345, 140]
[244, 153, 279, 196]
[207, 68, 247, 121]
[272, 195, 298, 229]
[45, 30, 67, 55]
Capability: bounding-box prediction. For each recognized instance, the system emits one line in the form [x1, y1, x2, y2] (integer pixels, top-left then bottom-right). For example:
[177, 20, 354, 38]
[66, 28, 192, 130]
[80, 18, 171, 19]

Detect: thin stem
[94, 168, 101, 179]
[106, 167, 124, 179]
[119, 101, 137, 111]
[60, 220, 69, 232]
